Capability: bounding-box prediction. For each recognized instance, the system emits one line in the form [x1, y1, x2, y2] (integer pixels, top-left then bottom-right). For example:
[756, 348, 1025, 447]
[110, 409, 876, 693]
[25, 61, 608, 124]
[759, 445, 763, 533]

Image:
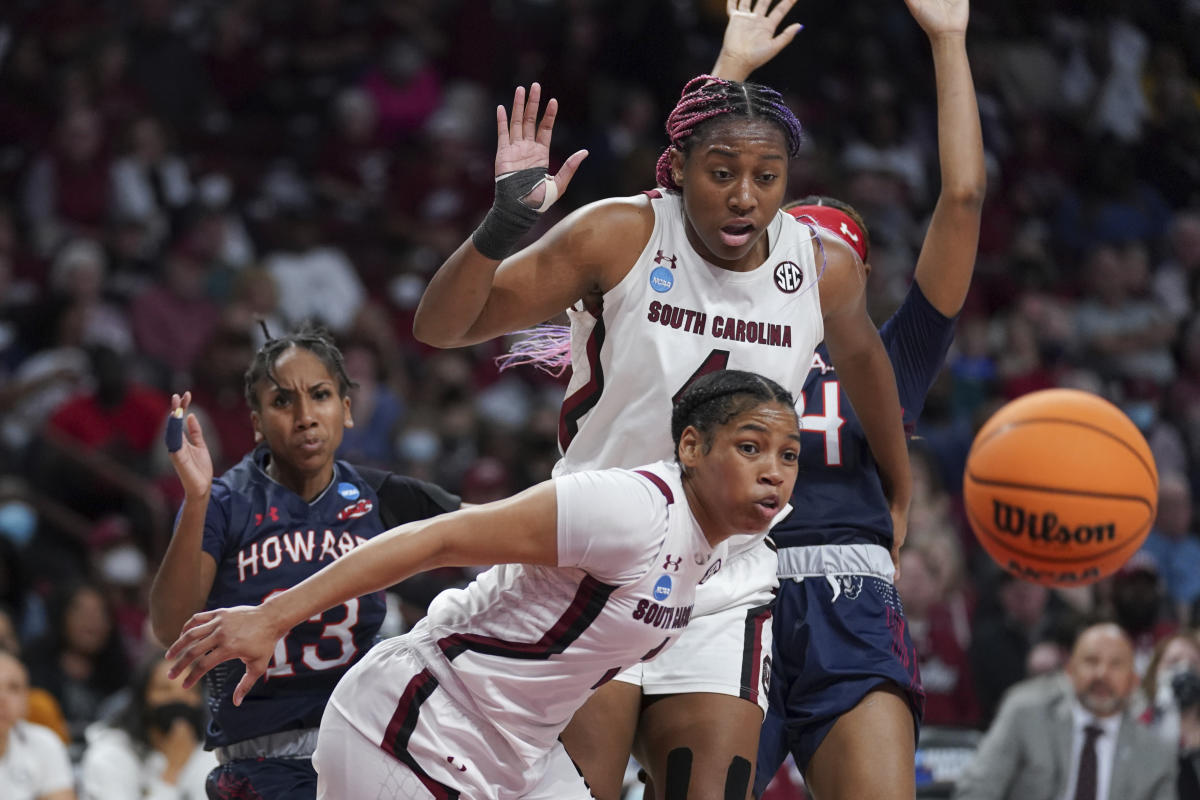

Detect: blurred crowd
[0, 0, 1198, 795]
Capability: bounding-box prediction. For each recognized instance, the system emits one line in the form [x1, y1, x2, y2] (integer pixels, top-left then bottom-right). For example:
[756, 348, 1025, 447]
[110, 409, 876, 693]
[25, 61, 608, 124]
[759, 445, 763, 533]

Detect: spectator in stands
[0, 649, 75, 800]
[110, 114, 193, 251]
[130, 243, 220, 379]
[24, 582, 129, 751]
[1074, 242, 1177, 387]
[22, 107, 112, 256]
[897, 546, 980, 726]
[1140, 472, 1200, 623]
[968, 569, 1068, 723]
[261, 206, 365, 336]
[79, 653, 215, 800]
[47, 239, 133, 355]
[954, 622, 1176, 800]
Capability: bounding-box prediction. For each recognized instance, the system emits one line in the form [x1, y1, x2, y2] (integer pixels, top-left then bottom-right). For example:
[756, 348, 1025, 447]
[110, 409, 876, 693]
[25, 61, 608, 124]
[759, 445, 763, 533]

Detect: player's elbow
[149, 614, 183, 650]
[944, 177, 987, 213]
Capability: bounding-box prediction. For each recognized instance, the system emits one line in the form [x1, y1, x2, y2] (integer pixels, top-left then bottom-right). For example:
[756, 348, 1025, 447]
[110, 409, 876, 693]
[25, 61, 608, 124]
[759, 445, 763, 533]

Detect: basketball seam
[971, 416, 1157, 488]
[966, 505, 1152, 565]
[963, 473, 1155, 513]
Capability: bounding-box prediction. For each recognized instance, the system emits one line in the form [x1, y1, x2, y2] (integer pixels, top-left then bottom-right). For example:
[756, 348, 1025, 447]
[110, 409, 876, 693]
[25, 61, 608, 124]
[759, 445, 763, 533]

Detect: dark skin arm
[149, 392, 218, 647]
[167, 483, 563, 703]
[413, 83, 644, 347]
[817, 240, 913, 566]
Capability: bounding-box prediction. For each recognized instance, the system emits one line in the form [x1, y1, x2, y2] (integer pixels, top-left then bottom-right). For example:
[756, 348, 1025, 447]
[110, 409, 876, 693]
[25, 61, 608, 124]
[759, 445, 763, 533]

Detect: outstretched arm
[149, 392, 218, 646]
[413, 83, 619, 348]
[908, 0, 985, 317]
[167, 482, 560, 702]
[819, 244, 913, 567]
[711, 0, 802, 81]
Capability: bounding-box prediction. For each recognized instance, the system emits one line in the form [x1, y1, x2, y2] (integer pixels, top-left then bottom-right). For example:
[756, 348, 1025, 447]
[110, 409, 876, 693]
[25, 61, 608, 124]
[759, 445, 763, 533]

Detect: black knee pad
[664, 747, 693, 800]
[725, 756, 751, 800]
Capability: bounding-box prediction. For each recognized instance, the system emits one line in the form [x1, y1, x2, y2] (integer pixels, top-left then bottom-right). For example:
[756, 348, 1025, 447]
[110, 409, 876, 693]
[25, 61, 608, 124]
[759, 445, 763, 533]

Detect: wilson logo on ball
[991, 501, 1117, 545]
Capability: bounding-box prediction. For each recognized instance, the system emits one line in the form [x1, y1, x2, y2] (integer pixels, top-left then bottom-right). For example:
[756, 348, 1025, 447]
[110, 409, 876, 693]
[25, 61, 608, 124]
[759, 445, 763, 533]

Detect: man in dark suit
[955, 622, 1177, 800]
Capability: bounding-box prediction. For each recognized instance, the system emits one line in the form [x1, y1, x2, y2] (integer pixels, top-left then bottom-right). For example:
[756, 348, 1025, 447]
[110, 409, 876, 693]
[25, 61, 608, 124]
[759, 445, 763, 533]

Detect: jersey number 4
[797, 380, 845, 466]
[265, 595, 360, 677]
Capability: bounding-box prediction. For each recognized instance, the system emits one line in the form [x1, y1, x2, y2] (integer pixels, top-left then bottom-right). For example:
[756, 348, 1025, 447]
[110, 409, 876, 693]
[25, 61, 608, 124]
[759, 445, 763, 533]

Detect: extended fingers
[552, 149, 590, 192]
[536, 97, 558, 148]
[507, 85, 526, 144]
[767, 0, 799, 24]
[523, 83, 542, 141]
[496, 103, 509, 150]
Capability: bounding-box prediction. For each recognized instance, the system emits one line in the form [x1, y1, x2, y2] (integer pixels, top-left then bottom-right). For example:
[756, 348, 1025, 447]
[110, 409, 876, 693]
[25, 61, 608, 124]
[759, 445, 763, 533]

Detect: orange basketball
[962, 389, 1158, 587]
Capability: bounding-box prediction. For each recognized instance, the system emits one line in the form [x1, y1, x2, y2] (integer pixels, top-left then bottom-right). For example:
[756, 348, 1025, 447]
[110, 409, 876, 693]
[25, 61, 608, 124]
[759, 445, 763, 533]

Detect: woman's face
[1159, 637, 1200, 680]
[682, 400, 800, 537]
[0, 654, 29, 741]
[64, 587, 111, 656]
[673, 118, 789, 270]
[145, 659, 202, 709]
[251, 346, 352, 478]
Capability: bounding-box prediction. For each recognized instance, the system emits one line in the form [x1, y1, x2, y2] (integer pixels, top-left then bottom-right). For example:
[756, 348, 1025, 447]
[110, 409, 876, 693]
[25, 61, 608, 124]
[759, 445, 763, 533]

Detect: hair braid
[655, 75, 804, 192]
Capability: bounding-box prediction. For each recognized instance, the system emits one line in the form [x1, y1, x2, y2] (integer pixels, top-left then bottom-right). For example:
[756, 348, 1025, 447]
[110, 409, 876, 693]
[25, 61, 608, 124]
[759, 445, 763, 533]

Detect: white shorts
[320, 639, 592, 799]
[613, 542, 776, 713]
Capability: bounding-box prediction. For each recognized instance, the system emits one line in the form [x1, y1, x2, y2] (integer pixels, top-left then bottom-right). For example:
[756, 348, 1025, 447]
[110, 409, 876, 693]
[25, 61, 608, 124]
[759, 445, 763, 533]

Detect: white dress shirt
[1060, 702, 1123, 800]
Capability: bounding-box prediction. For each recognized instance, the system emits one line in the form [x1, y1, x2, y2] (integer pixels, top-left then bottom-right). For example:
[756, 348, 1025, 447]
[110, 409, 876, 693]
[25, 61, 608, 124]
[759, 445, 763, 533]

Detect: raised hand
[166, 606, 279, 704]
[167, 392, 213, 499]
[714, 0, 802, 81]
[904, 0, 969, 38]
[494, 83, 588, 210]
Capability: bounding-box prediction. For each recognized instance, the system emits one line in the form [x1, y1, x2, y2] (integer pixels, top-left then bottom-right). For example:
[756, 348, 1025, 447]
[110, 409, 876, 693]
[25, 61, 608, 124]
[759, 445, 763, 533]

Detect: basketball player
[711, 0, 985, 797]
[148, 324, 460, 800]
[413, 70, 912, 800]
[165, 371, 801, 799]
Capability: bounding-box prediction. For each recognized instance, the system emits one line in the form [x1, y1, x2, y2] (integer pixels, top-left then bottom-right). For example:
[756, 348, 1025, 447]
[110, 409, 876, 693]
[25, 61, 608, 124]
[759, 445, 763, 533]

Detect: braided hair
[655, 75, 804, 192]
[671, 369, 796, 458]
[243, 321, 356, 411]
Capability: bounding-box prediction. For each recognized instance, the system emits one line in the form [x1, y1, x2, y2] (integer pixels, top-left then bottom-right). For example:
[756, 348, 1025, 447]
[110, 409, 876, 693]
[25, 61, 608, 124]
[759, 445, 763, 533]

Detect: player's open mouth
[719, 221, 755, 248]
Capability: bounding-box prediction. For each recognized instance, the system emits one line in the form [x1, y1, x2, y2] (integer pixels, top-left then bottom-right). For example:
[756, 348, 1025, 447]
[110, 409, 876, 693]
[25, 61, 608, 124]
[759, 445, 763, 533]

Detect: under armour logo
[653, 250, 678, 269]
[662, 554, 682, 572]
[840, 221, 859, 242]
[255, 507, 280, 526]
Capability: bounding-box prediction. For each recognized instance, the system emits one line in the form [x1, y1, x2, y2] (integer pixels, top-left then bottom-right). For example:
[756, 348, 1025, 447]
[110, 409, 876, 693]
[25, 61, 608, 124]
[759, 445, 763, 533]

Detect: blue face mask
[1124, 402, 1157, 432]
[0, 501, 36, 548]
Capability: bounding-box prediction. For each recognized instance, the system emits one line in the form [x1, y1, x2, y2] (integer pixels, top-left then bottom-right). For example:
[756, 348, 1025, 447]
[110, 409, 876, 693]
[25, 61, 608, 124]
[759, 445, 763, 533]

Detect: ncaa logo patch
[653, 574, 673, 601]
[773, 261, 803, 293]
[337, 482, 360, 501]
[650, 266, 674, 293]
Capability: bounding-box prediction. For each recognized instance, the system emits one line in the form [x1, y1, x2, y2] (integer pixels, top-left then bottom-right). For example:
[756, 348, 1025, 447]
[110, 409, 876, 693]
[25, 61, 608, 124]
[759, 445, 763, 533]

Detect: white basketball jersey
[334, 462, 728, 779]
[554, 190, 824, 476]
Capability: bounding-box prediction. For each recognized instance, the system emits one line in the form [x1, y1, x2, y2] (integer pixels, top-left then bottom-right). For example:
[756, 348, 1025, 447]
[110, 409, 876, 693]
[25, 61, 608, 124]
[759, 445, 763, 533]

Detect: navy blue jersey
[773, 282, 955, 549]
[198, 445, 459, 747]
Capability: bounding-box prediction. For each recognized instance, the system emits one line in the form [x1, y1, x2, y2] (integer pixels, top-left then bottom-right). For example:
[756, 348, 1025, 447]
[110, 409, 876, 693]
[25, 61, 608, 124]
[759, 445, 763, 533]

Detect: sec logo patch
[773, 261, 803, 293]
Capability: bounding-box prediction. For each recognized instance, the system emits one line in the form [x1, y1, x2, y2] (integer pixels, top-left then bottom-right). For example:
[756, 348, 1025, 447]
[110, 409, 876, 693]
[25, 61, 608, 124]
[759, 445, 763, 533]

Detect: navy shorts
[206, 757, 316, 800]
[754, 572, 925, 798]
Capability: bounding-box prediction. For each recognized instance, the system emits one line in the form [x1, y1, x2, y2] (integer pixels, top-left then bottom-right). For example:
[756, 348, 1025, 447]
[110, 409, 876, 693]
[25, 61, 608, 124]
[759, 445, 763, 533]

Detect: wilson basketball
[963, 389, 1158, 587]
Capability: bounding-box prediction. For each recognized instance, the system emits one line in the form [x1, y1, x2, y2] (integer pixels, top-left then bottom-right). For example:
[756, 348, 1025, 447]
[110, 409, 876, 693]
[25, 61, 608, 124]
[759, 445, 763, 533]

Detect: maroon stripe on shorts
[379, 669, 461, 799]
